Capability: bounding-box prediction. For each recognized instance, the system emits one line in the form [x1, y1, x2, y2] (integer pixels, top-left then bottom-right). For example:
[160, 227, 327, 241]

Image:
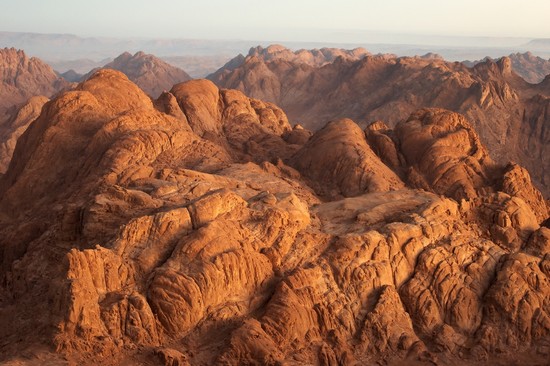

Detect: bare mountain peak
[466, 52, 550, 83]
[0, 47, 70, 111]
[0, 48, 72, 172]
[497, 55, 513, 74]
[86, 50, 192, 98]
[116, 51, 133, 59]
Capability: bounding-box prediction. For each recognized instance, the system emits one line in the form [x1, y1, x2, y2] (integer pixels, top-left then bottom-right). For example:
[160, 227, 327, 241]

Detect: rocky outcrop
[209, 44, 370, 83]
[0, 71, 548, 365]
[0, 48, 72, 173]
[290, 118, 404, 198]
[395, 108, 497, 200]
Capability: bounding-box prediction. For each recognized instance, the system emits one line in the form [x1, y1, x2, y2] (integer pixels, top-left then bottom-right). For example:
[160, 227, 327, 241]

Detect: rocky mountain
[210, 46, 550, 198]
[464, 52, 550, 84]
[508, 52, 550, 83]
[247, 44, 371, 65]
[0, 48, 72, 173]
[0, 70, 548, 365]
[0, 48, 69, 120]
[84, 51, 192, 98]
[59, 69, 84, 82]
[211, 44, 372, 77]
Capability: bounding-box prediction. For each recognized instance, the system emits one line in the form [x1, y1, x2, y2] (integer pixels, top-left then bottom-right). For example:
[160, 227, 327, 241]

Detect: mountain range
[210, 45, 550, 197]
[0, 67, 548, 366]
[0, 43, 549, 365]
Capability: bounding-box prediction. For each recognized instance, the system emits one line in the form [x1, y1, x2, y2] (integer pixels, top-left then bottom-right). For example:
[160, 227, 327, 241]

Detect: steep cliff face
[211, 46, 550, 198]
[0, 71, 548, 366]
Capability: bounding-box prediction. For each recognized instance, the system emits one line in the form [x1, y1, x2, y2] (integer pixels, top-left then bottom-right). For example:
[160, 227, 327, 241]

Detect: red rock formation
[0, 71, 548, 366]
[290, 118, 404, 198]
[394, 108, 497, 200]
[245, 44, 370, 66]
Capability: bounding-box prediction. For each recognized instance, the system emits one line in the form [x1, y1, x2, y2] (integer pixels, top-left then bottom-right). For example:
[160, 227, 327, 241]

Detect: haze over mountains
[464, 52, 550, 83]
[2, 31, 550, 77]
[2, 43, 549, 195]
[0, 48, 69, 118]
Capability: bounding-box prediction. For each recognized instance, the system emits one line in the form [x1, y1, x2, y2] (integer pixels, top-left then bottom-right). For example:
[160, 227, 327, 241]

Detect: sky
[1, 0, 550, 41]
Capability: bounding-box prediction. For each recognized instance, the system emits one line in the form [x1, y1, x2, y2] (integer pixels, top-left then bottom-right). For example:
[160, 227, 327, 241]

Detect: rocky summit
[0, 69, 548, 365]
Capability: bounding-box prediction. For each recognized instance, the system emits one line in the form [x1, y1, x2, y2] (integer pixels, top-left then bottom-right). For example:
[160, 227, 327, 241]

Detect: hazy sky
[1, 0, 549, 41]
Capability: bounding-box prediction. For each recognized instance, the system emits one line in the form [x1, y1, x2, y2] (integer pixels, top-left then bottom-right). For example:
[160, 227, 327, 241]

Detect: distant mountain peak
[85, 50, 192, 98]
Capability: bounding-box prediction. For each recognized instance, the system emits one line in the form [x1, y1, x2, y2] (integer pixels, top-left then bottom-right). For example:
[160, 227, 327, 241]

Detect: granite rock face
[0, 70, 548, 365]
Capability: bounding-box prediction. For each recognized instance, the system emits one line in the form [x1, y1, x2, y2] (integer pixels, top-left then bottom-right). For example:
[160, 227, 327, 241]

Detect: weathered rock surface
[290, 118, 405, 198]
[395, 108, 497, 200]
[211, 45, 550, 198]
[0, 70, 548, 366]
[210, 44, 371, 81]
